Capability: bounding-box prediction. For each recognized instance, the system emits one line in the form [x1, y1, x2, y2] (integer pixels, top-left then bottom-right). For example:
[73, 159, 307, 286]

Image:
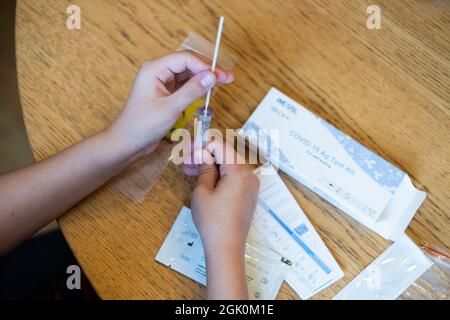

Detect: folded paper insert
[238, 87, 426, 240]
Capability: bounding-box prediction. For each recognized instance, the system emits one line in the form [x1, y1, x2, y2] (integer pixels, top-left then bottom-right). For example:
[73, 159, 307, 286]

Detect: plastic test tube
[197, 105, 214, 147]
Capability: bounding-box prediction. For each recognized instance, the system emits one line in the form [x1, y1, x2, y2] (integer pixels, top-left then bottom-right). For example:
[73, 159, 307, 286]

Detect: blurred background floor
[0, 0, 97, 299]
[0, 0, 58, 235]
[0, 0, 33, 174]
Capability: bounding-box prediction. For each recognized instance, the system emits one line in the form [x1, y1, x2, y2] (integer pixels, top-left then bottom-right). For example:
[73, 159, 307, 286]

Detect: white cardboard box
[239, 87, 426, 240]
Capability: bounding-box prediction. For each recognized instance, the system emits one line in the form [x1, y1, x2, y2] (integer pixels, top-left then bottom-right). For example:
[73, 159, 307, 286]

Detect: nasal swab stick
[168, 17, 224, 164]
[204, 16, 224, 115]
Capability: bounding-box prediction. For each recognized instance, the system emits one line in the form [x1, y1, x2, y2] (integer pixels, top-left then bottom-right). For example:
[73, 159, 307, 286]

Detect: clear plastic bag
[398, 242, 449, 300]
[112, 32, 237, 203]
[155, 207, 289, 299]
[334, 234, 433, 300]
[244, 242, 290, 300]
[111, 141, 173, 203]
[181, 31, 238, 69]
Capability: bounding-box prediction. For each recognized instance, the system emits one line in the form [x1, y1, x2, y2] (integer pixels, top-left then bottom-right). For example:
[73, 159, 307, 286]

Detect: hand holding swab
[204, 16, 224, 115]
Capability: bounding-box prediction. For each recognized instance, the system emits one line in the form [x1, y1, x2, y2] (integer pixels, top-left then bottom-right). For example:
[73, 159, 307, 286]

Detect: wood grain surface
[16, 0, 449, 299]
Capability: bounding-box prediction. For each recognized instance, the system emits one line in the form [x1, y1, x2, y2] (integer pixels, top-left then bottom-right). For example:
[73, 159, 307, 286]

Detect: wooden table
[16, 0, 449, 299]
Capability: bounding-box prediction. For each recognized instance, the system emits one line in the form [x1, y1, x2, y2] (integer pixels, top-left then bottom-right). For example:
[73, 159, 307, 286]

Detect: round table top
[16, 0, 449, 299]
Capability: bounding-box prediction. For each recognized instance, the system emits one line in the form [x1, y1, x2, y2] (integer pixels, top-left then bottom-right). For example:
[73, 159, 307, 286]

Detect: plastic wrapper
[398, 242, 449, 300]
[112, 32, 237, 203]
[181, 31, 238, 69]
[155, 207, 289, 299]
[244, 242, 290, 300]
[111, 141, 173, 203]
[334, 234, 433, 300]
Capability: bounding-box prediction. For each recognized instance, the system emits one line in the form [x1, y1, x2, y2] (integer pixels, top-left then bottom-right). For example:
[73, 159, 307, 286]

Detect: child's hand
[107, 51, 234, 156]
[185, 141, 259, 299]
[187, 141, 260, 257]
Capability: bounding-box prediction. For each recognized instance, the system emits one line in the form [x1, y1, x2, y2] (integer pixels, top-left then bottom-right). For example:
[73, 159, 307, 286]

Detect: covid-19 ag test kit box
[239, 88, 426, 240]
